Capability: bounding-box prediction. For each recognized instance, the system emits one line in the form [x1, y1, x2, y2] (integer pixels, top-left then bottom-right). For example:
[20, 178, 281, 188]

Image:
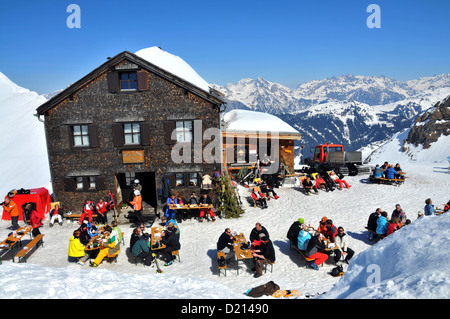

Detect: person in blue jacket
[385, 165, 398, 179]
[424, 198, 435, 216]
[165, 194, 177, 220]
[376, 211, 389, 236]
[372, 165, 383, 179]
[297, 228, 311, 251]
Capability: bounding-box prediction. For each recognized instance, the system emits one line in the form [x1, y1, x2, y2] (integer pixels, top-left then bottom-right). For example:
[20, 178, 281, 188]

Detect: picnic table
[232, 233, 253, 275]
[0, 226, 33, 263]
[151, 226, 166, 250]
[169, 204, 213, 221]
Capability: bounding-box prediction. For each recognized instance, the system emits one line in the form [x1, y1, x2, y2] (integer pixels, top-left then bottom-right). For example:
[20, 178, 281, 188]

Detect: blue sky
[0, 0, 449, 94]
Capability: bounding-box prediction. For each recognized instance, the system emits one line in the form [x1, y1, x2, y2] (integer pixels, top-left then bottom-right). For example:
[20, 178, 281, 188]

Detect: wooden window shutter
[137, 70, 149, 91]
[164, 121, 176, 145]
[67, 126, 75, 148]
[107, 71, 120, 93]
[140, 122, 150, 146]
[96, 176, 106, 190]
[89, 125, 99, 148]
[64, 178, 76, 191]
[112, 123, 124, 146]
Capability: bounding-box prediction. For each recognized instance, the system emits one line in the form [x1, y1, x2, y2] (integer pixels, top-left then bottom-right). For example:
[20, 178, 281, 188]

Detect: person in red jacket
[79, 200, 95, 225]
[324, 219, 338, 243]
[251, 187, 268, 209]
[96, 199, 108, 225]
[30, 208, 43, 237]
[386, 217, 400, 236]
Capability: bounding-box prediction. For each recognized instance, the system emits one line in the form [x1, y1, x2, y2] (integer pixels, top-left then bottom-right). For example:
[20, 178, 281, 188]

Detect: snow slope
[1, 158, 449, 299]
[0, 72, 50, 198]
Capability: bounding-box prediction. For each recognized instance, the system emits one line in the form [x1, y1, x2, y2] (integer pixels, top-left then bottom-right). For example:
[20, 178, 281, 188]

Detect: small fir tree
[218, 169, 245, 219]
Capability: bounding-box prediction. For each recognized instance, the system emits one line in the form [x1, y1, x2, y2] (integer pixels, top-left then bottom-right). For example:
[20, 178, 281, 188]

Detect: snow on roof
[135, 47, 211, 93]
[223, 109, 300, 135]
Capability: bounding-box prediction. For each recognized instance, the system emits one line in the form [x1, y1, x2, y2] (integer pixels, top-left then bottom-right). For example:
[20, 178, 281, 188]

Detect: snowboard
[272, 289, 301, 298]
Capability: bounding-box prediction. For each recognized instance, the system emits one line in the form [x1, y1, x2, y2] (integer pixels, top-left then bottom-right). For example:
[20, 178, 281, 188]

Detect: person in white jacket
[333, 227, 355, 265]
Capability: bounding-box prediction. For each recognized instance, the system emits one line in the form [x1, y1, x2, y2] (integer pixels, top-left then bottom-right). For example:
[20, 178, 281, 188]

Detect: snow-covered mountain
[0, 72, 50, 198]
[214, 74, 450, 158]
[213, 74, 450, 114]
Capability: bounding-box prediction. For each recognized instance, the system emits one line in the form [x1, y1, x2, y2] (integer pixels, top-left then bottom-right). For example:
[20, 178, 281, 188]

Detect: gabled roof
[223, 109, 301, 138]
[36, 50, 224, 115]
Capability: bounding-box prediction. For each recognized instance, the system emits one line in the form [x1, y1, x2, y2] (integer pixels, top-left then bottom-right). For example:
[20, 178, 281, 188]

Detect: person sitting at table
[130, 227, 141, 250]
[249, 222, 269, 247]
[334, 226, 355, 265]
[165, 194, 177, 220]
[391, 204, 407, 224]
[376, 211, 389, 237]
[385, 165, 398, 180]
[68, 230, 86, 263]
[372, 164, 383, 179]
[424, 198, 435, 216]
[87, 220, 99, 238]
[323, 219, 338, 243]
[160, 216, 179, 231]
[297, 225, 311, 251]
[367, 208, 382, 240]
[187, 192, 199, 205]
[251, 187, 268, 209]
[251, 235, 276, 278]
[132, 232, 153, 267]
[386, 217, 400, 236]
[159, 221, 181, 266]
[305, 231, 329, 270]
[199, 193, 216, 222]
[90, 225, 121, 267]
[77, 221, 91, 245]
[111, 220, 123, 245]
[317, 217, 328, 235]
[287, 218, 304, 245]
[67, 230, 96, 265]
[49, 204, 63, 227]
[217, 228, 235, 263]
[79, 199, 95, 225]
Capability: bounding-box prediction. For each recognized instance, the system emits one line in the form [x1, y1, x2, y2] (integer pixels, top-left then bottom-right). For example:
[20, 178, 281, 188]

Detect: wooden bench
[64, 213, 98, 222]
[264, 261, 275, 273]
[365, 227, 386, 239]
[370, 176, 405, 185]
[217, 251, 227, 277]
[172, 250, 180, 262]
[15, 234, 45, 263]
[289, 239, 316, 268]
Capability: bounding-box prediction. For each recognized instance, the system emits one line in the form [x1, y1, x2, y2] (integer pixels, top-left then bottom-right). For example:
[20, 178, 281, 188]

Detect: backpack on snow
[330, 265, 344, 277]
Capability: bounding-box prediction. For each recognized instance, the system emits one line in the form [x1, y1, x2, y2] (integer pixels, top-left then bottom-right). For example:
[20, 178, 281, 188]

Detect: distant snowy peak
[212, 74, 450, 114]
[406, 73, 450, 91]
[211, 77, 299, 113]
[294, 74, 414, 105]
